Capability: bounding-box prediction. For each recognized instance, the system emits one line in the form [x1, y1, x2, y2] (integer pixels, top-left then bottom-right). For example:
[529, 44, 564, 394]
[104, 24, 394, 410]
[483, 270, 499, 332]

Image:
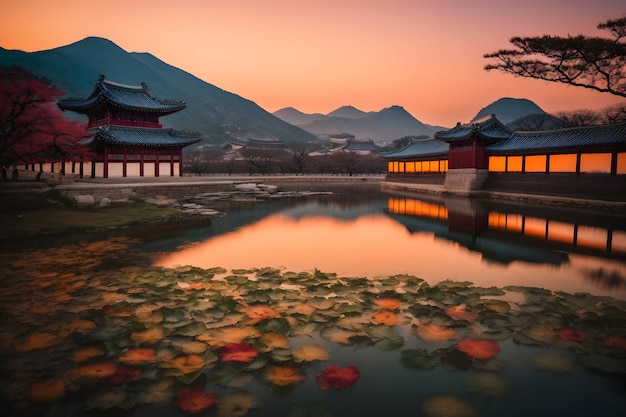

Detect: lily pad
[400, 349, 440, 370]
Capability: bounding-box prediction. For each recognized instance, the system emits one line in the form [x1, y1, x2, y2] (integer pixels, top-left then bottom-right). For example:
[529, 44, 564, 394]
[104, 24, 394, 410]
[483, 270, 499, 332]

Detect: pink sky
[1, 0, 624, 127]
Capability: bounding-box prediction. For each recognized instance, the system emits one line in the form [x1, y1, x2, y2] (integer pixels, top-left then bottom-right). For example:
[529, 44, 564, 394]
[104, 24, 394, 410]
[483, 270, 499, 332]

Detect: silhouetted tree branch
[484, 16, 626, 97]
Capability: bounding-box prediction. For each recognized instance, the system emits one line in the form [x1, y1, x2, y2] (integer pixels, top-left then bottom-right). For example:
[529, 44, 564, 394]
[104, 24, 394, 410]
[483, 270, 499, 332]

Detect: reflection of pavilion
[385, 194, 626, 265]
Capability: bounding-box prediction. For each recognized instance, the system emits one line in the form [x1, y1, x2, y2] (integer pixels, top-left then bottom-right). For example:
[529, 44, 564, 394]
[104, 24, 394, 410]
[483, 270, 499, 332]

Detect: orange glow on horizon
[1, 0, 624, 127]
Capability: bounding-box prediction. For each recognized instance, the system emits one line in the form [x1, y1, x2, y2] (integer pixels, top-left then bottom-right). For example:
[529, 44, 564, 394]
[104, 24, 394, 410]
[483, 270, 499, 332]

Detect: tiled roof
[58, 75, 187, 114]
[88, 126, 202, 148]
[435, 115, 513, 143]
[338, 139, 380, 152]
[225, 138, 286, 149]
[487, 122, 626, 153]
[379, 138, 448, 159]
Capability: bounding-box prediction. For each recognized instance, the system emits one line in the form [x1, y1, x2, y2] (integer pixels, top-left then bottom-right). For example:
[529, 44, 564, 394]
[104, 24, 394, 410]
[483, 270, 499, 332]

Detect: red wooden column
[140, 149, 145, 177]
[103, 148, 109, 178]
[155, 153, 160, 177]
[122, 149, 128, 177]
[178, 148, 184, 176]
[170, 148, 175, 177]
[611, 152, 618, 176]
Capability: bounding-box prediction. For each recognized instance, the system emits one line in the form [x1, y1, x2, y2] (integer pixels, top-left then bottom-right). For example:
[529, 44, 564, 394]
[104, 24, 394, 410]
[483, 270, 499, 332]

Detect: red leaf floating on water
[558, 328, 587, 342]
[175, 386, 219, 414]
[317, 365, 360, 390]
[221, 342, 259, 363]
[456, 339, 500, 360]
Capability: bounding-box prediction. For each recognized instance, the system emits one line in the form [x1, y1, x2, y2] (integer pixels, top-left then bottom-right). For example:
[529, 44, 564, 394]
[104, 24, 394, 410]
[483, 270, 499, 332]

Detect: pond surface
[1, 183, 625, 417]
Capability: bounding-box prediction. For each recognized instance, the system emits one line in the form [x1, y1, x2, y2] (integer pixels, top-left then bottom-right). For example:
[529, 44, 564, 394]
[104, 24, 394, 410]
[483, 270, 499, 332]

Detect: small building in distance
[57, 75, 202, 178]
[381, 115, 626, 201]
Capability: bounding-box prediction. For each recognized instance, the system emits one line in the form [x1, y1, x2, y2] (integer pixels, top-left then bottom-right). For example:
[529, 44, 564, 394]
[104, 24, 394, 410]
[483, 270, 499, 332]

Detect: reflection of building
[58, 75, 201, 178]
[386, 194, 626, 265]
[381, 116, 626, 200]
[309, 137, 380, 156]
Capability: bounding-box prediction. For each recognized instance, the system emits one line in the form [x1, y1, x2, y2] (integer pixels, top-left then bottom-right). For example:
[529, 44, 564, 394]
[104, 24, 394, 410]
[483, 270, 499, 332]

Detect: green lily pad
[208, 365, 254, 388]
[401, 349, 440, 370]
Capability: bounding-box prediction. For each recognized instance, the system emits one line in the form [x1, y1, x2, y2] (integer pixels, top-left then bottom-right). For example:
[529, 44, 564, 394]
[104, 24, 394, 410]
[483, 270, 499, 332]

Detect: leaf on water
[216, 391, 259, 417]
[417, 323, 460, 342]
[118, 348, 158, 365]
[529, 352, 576, 374]
[524, 325, 558, 344]
[320, 326, 360, 345]
[456, 339, 500, 360]
[73, 361, 118, 379]
[400, 349, 440, 370]
[15, 332, 60, 352]
[71, 345, 105, 362]
[421, 395, 479, 417]
[165, 354, 206, 374]
[259, 332, 289, 351]
[25, 377, 66, 402]
[465, 372, 513, 399]
[130, 327, 164, 344]
[209, 366, 254, 388]
[197, 326, 261, 347]
[372, 298, 401, 310]
[292, 344, 330, 362]
[366, 326, 405, 350]
[175, 386, 218, 413]
[317, 364, 360, 390]
[265, 365, 306, 386]
[445, 306, 478, 322]
[372, 310, 400, 326]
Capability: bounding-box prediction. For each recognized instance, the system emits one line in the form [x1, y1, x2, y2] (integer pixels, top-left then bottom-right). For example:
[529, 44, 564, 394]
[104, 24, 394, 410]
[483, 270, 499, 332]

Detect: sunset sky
[1, 0, 624, 127]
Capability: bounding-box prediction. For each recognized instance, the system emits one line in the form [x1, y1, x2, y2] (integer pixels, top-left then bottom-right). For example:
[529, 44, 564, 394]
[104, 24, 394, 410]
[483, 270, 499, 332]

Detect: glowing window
[549, 154, 577, 172]
[393, 161, 399, 173]
[507, 156, 523, 172]
[525, 155, 547, 172]
[580, 153, 611, 173]
[440, 160, 448, 172]
[405, 162, 415, 173]
[387, 161, 394, 173]
[577, 226, 608, 251]
[415, 161, 422, 172]
[489, 156, 506, 172]
[429, 160, 439, 172]
[547, 221, 574, 244]
[618, 153, 626, 174]
[613, 230, 626, 254]
[524, 217, 547, 239]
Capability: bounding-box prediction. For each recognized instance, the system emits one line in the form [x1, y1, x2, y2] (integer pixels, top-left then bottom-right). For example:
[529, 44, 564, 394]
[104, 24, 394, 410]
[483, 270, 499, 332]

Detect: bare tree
[601, 103, 626, 124]
[484, 16, 626, 97]
[556, 109, 602, 127]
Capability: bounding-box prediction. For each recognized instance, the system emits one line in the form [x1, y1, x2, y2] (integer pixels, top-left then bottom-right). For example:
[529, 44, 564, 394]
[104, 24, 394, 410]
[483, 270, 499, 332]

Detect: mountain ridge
[0, 37, 317, 145]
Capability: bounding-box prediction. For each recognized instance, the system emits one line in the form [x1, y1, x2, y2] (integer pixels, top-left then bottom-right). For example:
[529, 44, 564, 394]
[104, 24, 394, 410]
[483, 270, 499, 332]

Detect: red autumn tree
[0, 66, 90, 177]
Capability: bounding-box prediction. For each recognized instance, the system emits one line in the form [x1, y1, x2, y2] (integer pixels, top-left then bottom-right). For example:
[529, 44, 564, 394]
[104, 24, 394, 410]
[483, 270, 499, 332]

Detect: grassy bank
[0, 202, 185, 240]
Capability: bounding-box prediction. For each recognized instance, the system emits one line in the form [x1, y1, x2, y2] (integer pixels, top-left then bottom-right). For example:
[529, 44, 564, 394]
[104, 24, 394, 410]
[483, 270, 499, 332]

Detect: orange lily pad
[372, 310, 400, 326]
[373, 298, 401, 310]
[73, 361, 118, 379]
[221, 342, 259, 362]
[167, 355, 206, 374]
[292, 344, 330, 362]
[266, 365, 306, 386]
[417, 323, 460, 342]
[130, 327, 164, 344]
[15, 332, 60, 352]
[71, 345, 106, 362]
[445, 306, 478, 322]
[118, 348, 157, 365]
[456, 339, 500, 360]
[175, 386, 219, 414]
[25, 377, 66, 402]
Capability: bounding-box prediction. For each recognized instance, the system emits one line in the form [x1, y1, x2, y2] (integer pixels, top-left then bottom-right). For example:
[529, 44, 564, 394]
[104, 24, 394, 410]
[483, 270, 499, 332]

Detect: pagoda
[58, 75, 202, 178]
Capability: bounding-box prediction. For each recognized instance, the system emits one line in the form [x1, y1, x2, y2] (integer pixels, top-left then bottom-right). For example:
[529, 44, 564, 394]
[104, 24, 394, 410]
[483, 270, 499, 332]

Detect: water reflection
[156, 192, 626, 300]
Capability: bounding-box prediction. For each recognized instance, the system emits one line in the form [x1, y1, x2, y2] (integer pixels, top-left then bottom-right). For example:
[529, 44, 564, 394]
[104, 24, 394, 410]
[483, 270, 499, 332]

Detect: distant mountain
[470, 97, 548, 125]
[273, 107, 326, 126]
[274, 105, 435, 143]
[0, 37, 317, 145]
[326, 105, 371, 119]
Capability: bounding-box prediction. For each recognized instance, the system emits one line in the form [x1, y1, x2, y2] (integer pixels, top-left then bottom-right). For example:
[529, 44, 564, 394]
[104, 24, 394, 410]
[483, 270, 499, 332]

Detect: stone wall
[444, 169, 489, 192]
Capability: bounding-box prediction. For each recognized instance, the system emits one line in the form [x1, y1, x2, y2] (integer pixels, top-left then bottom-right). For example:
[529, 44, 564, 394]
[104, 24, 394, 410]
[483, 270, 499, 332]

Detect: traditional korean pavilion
[381, 115, 626, 201]
[58, 75, 202, 178]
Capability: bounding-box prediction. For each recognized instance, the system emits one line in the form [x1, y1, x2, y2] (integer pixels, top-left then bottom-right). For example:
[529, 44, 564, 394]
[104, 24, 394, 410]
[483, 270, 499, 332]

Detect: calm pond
[1, 182, 625, 417]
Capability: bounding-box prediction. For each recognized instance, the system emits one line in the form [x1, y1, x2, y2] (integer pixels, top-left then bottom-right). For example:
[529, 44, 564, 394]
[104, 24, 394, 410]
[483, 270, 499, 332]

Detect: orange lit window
[489, 156, 506, 172]
[577, 226, 608, 251]
[524, 217, 547, 239]
[547, 221, 574, 244]
[618, 153, 626, 174]
[580, 153, 611, 173]
[429, 160, 439, 172]
[549, 154, 577, 172]
[525, 155, 547, 172]
[415, 161, 422, 172]
[405, 162, 415, 173]
[507, 156, 523, 172]
[387, 161, 394, 173]
[440, 160, 448, 172]
[399, 162, 405, 173]
[393, 161, 399, 173]
[612, 230, 626, 254]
